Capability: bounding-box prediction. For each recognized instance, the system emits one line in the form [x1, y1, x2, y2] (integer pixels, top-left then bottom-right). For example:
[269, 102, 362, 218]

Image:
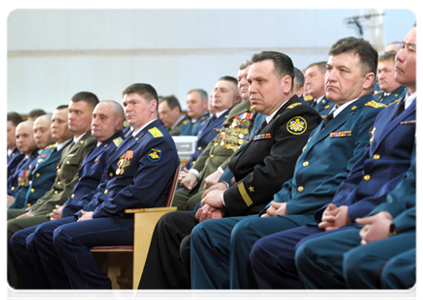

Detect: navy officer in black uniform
[138, 51, 321, 289]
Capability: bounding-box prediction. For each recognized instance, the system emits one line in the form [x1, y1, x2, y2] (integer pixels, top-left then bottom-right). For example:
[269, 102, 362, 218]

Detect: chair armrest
[125, 207, 177, 214]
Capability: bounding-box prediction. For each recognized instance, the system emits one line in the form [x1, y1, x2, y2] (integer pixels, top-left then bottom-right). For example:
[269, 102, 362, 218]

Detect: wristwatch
[389, 222, 398, 236]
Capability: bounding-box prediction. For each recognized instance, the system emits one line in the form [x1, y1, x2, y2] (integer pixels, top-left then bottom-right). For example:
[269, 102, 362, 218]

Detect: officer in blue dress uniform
[296, 21, 420, 299]
[7, 93, 100, 289]
[7, 112, 24, 179]
[7, 121, 39, 198]
[22, 83, 179, 289]
[302, 61, 335, 118]
[10, 102, 125, 289]
[372, 52, 407, 105]
[190, 37, 387, 289]
[8, 112, 73, 210]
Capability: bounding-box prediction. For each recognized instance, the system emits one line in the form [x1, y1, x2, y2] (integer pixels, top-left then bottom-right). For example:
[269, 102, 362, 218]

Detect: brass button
[135, 137, 139, 141]
[215, 143, 219, 147]
[303, 161, 309, 167]
[109, 172, 113, 177]
[29, 181, 32, 185]
[67, 161, 70, 164]
[298, 186, 304, 192]
[364, 175, 371, 181]
[11, 187, 15, 191]
[104, 189, 108, 194]
[54, 190, 58, 195]
[35, 173, 40, 177]
[210, 154, 214, 158]
[198, 146, 202, 150]
[71, 194, 75, 199]
[57, 168, 61, 173]
[31, 188, 35, 193]
[373, 154, 380, 160]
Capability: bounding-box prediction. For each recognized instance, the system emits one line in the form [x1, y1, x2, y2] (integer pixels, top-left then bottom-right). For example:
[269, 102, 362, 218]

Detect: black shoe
[94, 287, 116, 300]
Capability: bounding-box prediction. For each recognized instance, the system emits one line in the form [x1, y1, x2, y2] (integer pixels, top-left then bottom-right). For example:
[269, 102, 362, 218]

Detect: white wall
[7, 9, 416, 114]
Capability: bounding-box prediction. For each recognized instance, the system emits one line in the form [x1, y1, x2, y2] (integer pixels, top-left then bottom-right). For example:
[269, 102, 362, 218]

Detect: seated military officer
[8, 114, 58, 208]
[7, 112, 24, 179]
[372, 52, 407, 105]
[14, 83, 180, 289]
[7, 91, 99, 288]
[7, 121, 39, 201]
[179, 89, 210, 136]
[9, 100, 125, 289]
[158, 95, 190, 136]
[137, 50, 322, 289]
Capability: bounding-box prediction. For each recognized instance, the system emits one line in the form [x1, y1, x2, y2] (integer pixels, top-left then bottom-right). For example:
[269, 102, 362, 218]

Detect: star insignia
[248, 186, 255, 193]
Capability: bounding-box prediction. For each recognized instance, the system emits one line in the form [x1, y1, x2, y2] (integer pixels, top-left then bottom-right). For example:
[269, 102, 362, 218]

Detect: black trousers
[138, 210, 199, 289]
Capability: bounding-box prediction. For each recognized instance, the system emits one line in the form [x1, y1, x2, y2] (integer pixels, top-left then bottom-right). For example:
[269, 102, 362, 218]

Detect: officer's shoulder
[44, 143, 56, 150]
[362, 100, 387, 110]
[148, 126, 165, 138]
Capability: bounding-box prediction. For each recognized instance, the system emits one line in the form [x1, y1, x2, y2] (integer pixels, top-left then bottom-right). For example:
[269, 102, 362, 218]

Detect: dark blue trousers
[10, 216, 76, 289]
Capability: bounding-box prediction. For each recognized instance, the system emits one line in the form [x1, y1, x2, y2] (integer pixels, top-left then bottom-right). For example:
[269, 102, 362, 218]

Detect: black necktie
[322, 111, 335, 129]
[256, 120, 268, 134]
[209, 115, 217, 124]
[393, 98, 406, 119]
[311, 99, 317, 108]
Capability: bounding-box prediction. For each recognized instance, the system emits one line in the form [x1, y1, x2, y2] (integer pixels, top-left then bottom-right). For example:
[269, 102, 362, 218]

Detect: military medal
[116, 150, 133, 175]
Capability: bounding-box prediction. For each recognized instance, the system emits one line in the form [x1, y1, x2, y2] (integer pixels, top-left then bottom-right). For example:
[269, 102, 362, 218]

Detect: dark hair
[378, 52, 396, 63]
[122, 83, 159, 103]
[239, 59, 253, 70]
[329, 37, 378, 76]
[187, 89, 208, 100]
[7, 112, 23, 126]
[71, 91, 100, 109]
[251, 50, 295, 89]
[306, 61, 327, 74]
[28, 109, 47, 118]
[293, 67, 305, 88]
[160, 95, 181, 112]
[218, 75, 238, 87]
[55, 105, 69, 110]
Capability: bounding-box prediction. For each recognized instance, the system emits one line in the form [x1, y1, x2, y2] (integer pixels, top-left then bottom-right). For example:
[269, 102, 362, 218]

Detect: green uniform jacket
[167, 115, 190, 136]
[192, 101, 256, 189]
[29, 132, 96, 216]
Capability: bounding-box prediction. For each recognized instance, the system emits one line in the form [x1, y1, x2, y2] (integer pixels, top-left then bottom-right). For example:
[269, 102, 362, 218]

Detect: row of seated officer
[137, 30, 415, 290]
[7, 28, 414, 289]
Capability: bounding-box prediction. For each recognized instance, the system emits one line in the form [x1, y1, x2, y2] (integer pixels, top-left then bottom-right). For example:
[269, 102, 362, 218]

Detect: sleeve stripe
[238, 182, 253, 207]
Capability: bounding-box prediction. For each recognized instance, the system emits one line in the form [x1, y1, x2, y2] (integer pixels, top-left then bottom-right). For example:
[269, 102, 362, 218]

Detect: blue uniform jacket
[316, 98, 416, 222]
[370, 142, 416, 233]
[8, 142, 71, 209]
[373, 85, 407, 105]
[179, 112, 210, 136]
[270, 93, 385, 216]
[7, 148, 39, 197]
[61, 131, 125, 217]
[314, 96, 335, 118]
[183, 109, 230, 170]
[7, 147, 25, 179]
[83, 119, 179, 219]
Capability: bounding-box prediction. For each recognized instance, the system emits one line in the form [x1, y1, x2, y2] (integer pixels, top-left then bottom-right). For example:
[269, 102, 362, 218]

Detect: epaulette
[364, 100, 387, 109]
[304, 95, 313, 101]
[113, 136, 123, 147]
[286, 102, 303, 110]
[373, 90, 384, 95]
[148, 127, 164, 138]
[44, 143, 56, 150]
